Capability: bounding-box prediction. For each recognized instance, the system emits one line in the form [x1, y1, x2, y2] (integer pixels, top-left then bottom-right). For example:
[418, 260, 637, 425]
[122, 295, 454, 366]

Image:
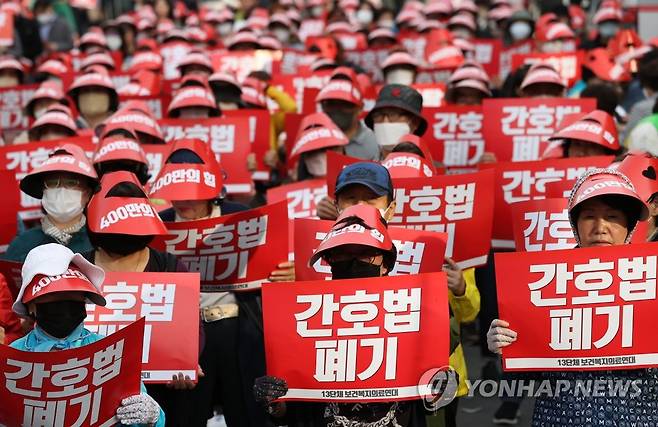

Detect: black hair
[580, 82, 621, 117]
[105, 181, 147, 198]
[95, 160, 150, 185]
[392, 142, 425, 158]
[639, 48, 658, 92]
[500, 64, 531, 98]
[166, 149, 204, 164]
[572, 194, 641, 234]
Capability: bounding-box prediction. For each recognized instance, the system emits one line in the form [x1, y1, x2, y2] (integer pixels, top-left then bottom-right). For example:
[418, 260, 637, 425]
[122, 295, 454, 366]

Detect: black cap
[364, 84, 427, 136]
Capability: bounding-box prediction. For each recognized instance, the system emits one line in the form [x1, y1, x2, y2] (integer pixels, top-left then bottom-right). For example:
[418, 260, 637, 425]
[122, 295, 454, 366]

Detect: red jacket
[0, 274, 22, 344]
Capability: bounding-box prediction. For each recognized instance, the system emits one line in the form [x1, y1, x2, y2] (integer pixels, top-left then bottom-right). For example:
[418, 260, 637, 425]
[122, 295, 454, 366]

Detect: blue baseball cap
[335, 162, 394, 200]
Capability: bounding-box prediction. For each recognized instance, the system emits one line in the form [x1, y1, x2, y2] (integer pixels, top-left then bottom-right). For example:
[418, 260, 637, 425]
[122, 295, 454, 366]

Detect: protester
[4, 144, 97, 262]
[67, 72, 120, 130]
[487, 169, 653, 424]
[11, 243, 165, 426]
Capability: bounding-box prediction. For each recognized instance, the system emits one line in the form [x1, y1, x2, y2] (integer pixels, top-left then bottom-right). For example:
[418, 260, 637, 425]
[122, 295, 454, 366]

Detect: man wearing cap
[318, 78, 381, 162]
[11, 243, 165, 426]
[317, 163, 479, 422]
[365, 84, 428, 158]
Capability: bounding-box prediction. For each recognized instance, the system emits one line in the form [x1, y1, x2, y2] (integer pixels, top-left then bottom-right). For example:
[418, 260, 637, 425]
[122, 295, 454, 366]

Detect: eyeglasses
[43, 177, 85, 189]
[370, 109, 409, 123]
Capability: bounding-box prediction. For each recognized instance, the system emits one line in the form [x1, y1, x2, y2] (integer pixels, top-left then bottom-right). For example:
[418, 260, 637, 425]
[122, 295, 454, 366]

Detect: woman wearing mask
[150, 139, 291, 426]
[317, 77, 380, 162]
[381, 50, 418, 86]
[11, 243, 165, 426]
[365, 84, 428, 158]
[24, 81, 68, 121]
[254, 204, 432, 426]
[4, 144, 97, 263]
[503, 10, 534, 46]
[67, 72, 119, 131]
[27, 105, 79, 141]
[83, 170, 200, 424]
[291, 116, 349, 181]
[487, 169, 657, 425]
[167, 86, 220, 120]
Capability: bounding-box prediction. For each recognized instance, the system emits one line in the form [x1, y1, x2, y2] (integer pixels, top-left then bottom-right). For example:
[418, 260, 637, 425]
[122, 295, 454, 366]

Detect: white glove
[116, 393, 160, 425]
[486, 319, 517, 354]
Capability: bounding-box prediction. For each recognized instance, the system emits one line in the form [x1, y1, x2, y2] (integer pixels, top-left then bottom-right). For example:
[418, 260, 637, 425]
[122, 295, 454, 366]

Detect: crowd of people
[0, 0, 657, 426]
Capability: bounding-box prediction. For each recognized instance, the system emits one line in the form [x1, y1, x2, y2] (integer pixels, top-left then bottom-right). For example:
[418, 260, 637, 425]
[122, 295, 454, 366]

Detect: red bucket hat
[615, 152, 658, 203]
[79, 31, 108, 51]
[20, 143, 98, 199]
[382, 51, 418, 71]
[568, 168, 649, 244]
[129, 51, 163, 73]
[149, 139, 223, 201]
[382, 152, 434, 179]
[100, 109, 164, 144]
[25, 81, 68, 117]
[167, 86, 219, 117]
[520, 63, 566, 90]
[176, 51, 214, 75]
[13, 243, 106, 317]
[396, 133, 435, 166]
[241, 78, 268, 108]
[316, 79, 363, 106]
[93, 135, 148, 167]
[80, 52, 116, 71]
[37, 59, 69, 79]
[28, 109, 79, 141]
[290, 126, 349, 161]
[549, 110, 619, 152]
[87, 171, 168, 236]
[308, 204, 396, 269]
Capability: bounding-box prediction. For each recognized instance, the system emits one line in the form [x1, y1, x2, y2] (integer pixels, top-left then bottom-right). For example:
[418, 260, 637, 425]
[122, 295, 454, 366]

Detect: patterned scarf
[40, 215, 86, 245]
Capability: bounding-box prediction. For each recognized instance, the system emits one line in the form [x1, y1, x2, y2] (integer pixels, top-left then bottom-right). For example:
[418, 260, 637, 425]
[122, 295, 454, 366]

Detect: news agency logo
[417, 366, 459, 411]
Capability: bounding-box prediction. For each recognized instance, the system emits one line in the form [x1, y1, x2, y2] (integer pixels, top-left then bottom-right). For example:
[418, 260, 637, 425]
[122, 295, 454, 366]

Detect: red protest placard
[0, 259, 21, 299]
[0, 318, 144, 427]
[159, 41, 192, 79]
[499, 40, 533, 80]
[482, 98, 596, 162]
[277, 49, 318, 75]
[471, 38, 502, 78]
[294, 218, 447, 281]
[511, 51, 584, 87]
[511, 198, 575, 252]
[210, 50, 279, 82]
[85, 272, 200, 383]
[422, 105, 484, 168]
[495, 242, 658, 371]
[0, 170, 19, 253]
[489, 156, 613, 248]
[390, 170, 494, 268]
[0, 11, 14, 47]
[159, 117, 254, 194]
[262, 273, 448, 401]
[223, 108, 272, 181]
[266, 178, 327, 219]
[151, 201, 289, 291]
[325, 151, 370, 197]
[411, 83, 446, 108]
[0, 84, 37, 130]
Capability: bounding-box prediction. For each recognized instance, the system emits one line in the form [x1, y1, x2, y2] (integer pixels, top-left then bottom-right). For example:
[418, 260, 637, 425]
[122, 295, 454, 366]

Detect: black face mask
[35, 300, 87, 338]
[88, 231, 153, 256]
[330, 259, 382, 280]
[325, 110, 356, 132]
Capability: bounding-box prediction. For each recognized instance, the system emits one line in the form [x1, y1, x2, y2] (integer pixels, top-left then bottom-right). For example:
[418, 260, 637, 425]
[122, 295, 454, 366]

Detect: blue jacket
[11, 323, 165, 427]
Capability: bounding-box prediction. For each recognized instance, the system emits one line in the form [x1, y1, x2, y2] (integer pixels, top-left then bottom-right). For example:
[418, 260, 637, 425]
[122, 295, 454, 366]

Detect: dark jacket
[3, 227, 92, 263]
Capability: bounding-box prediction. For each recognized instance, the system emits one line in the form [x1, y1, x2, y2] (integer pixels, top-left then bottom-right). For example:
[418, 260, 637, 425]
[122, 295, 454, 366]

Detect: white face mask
[37, 12, 56, 25]
[374, 122, 411, 148]
[509, 21, 531, 41]
[273, 28, 290, 44]
[217, 22, 233, 37]
[42, 188, 84, 223]
[385, 68, 415, 85]
[106, 33, 123, 50]
[218, 101, 239, 111]
[356, 8, 374, 25]
[304, 150, 328, 177]
[378, 19, 394, 29]
[598, 21, 620, 39]
[311, 6, 323, 18]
